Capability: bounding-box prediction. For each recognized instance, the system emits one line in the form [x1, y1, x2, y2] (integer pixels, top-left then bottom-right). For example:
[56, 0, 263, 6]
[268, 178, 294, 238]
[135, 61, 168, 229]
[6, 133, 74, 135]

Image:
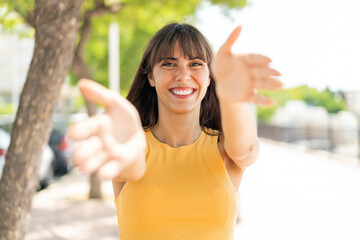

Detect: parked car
[0, 128, 55, 189]
[0, 113, 73, 176]
[49, 113, 72, 175]
[0, 129, 10, 179]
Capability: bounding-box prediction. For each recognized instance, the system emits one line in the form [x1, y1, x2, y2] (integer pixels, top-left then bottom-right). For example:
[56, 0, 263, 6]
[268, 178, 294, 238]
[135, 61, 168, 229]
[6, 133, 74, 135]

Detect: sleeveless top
[114, 128, 237, 240]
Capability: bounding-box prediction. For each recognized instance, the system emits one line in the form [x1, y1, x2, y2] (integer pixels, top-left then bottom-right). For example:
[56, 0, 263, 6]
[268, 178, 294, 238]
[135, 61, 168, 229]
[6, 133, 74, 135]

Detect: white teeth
[171, 89, 193, 95]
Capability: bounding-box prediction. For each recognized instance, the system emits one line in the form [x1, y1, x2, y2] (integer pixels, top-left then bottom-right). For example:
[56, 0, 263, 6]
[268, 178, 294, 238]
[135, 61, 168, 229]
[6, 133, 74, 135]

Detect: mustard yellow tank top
[114, 128, 237, 240]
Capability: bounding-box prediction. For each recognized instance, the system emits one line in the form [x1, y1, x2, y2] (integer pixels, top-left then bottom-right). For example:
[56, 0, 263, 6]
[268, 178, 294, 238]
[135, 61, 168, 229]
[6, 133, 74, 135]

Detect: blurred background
[0, 0, 359, 239]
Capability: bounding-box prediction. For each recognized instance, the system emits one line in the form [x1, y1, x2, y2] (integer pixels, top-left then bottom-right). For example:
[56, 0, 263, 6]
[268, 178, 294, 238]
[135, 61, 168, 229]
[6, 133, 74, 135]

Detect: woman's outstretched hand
[212, 26, 283, 105]
[67, 79, 146, 181]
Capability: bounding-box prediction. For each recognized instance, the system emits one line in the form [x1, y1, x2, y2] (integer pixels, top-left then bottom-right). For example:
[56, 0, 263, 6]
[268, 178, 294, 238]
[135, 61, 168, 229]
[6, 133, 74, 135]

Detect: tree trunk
[0, 1, 83, 239]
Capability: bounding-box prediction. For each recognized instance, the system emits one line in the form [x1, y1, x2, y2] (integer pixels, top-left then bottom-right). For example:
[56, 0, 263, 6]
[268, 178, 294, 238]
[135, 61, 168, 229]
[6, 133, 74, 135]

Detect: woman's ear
[148, 73, 155, 87]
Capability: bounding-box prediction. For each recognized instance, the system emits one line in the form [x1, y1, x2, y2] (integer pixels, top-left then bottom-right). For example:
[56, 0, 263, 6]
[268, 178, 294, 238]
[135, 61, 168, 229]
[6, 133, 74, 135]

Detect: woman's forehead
[157, 41, 207, 61]
[164, 42, 200, 58]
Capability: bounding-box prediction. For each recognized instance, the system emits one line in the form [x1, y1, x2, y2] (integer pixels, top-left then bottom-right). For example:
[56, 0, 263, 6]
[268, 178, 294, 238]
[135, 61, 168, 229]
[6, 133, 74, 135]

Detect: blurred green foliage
[0, 102, 13, 115]
[257, 85, 348, 124]
[288, 86, 347, 114]
[72, 95, 86, 113]
[0, 0, 34, 37]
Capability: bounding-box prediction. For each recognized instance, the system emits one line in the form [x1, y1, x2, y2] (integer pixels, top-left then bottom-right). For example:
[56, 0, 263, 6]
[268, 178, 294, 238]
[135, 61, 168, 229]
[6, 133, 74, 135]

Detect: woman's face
[148, 42, 210, 115]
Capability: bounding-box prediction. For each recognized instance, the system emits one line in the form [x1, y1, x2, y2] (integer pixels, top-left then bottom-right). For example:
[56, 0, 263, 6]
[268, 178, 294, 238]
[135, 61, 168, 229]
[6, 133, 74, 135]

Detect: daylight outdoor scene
[0, 0, 359, 239]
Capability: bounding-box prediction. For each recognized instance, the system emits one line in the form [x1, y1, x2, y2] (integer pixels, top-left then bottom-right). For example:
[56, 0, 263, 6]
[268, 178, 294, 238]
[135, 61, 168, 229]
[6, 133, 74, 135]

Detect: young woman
[68, 23, 282, 239]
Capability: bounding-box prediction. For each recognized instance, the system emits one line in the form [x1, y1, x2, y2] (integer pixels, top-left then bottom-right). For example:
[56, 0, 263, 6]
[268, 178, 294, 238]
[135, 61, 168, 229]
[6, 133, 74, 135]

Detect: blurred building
[0, 34, 34, 107]
[0, 33, 81, 117]
[343, 91, 360, 115]
[258, 100, 359, 157]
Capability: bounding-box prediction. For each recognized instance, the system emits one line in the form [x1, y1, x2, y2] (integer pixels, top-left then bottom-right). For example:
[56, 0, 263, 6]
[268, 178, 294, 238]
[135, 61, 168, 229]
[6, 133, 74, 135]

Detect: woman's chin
[166, 104, 200, 115]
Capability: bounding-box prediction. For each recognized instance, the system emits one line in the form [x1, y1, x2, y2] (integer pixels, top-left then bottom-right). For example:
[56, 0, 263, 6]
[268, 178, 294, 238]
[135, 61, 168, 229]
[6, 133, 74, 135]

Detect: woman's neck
[151, 108, 202, 148]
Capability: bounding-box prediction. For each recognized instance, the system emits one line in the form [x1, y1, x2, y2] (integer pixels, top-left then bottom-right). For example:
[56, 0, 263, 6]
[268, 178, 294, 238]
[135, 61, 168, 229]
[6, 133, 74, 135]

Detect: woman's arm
[213, 26, 282, 168]
[219, 101, 259, 167]
[67, 79, 146, 181]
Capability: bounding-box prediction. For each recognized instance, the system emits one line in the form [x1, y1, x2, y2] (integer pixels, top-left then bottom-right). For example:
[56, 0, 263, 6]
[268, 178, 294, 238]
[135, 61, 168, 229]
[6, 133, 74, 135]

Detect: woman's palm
[68, 79, 146, 180]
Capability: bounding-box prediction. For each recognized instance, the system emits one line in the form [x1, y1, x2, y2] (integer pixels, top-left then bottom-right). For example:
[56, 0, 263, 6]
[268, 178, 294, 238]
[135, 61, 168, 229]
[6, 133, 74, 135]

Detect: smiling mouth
[169, 87, 196, 97]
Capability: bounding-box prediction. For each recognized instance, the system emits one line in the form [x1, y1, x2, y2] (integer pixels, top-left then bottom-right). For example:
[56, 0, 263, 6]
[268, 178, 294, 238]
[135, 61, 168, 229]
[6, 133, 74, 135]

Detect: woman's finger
[251, 94, 273, 106]
[67, 114, 111, 141]
[219, 25, 242, 54]
[254, 77, 283, 90]
[79, 151, 108, 174]
[98, 159, 126, 180]
[98, 136, 145, 180]
[78, 78, 118, 109]
[250, 67, 281, 79]
[244, 54, 272, 66]
[72, 136, 103, 166]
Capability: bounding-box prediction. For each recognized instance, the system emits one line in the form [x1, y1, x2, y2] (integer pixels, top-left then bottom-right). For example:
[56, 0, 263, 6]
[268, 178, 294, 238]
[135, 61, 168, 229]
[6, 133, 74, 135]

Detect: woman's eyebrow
[160, 57, 202, 61]
[163, 57, 177, 61]
[189, 57, 201, 60]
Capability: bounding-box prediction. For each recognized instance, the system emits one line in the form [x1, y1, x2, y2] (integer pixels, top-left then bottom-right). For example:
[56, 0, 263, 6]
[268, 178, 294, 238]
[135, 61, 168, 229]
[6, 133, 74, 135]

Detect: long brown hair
[127, 23, 221, 134]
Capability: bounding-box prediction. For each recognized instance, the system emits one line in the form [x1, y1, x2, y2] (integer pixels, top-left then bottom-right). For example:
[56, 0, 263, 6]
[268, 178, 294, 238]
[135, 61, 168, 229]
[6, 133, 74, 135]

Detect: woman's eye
[161, 62, 175, 67]
[191, 62, 204, 67]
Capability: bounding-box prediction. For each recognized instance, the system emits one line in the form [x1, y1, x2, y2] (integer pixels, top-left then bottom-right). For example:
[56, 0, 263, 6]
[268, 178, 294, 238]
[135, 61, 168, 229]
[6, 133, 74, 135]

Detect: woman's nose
[175, 66, 191, 83]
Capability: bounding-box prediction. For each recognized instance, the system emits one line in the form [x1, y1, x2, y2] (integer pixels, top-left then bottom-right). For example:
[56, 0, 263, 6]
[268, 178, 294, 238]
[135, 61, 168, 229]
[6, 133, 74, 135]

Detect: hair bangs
[149, 33, 177, 67]
[149, 24, 212, 67]
[177, 33, 210, 63]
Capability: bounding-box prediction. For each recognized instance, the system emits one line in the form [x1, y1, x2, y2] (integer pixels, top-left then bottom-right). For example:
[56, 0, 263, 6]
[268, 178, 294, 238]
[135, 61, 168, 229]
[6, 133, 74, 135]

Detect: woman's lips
[169, 87, 196, 98]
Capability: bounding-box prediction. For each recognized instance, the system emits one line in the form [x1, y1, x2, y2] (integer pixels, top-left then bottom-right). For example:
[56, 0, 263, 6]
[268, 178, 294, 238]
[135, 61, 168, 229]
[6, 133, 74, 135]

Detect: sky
[196, 0, 360, 92]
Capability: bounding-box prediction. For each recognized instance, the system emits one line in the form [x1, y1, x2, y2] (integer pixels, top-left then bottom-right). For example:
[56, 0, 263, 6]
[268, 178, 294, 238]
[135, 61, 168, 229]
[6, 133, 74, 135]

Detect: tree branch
[13, 6, 35, 28]
[72, 2, 125, 76]
[94, 0, 104, 8]
[25, 10, 35, 28]
[83, 3, 125, 19]
[74, 17, 92, 61]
